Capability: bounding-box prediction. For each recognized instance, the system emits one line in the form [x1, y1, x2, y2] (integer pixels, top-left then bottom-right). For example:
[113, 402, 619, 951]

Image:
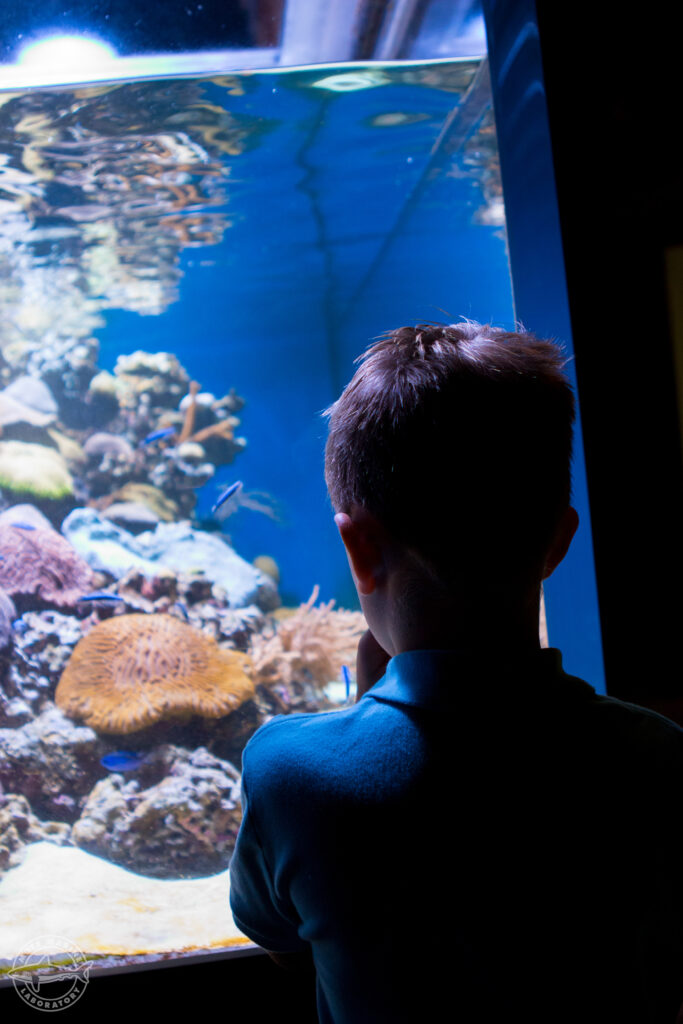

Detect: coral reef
[97, 482, 179, 521]
[0, 440, 74, 500]
[0, 521, 96, 609]
[0, 73, 376, 954]
[248, 585, 366, 694]
[71, 745, 242, 877]
[0, 706, 104, 820]
[0, 589, 16, 650]
[61, 508, 279, 610]
[55, 614, 255, 735]
[0, 794, 70, 876]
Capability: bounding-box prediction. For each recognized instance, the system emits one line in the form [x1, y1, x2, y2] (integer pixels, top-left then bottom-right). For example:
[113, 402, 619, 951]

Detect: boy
[229, 321, 682, 1022]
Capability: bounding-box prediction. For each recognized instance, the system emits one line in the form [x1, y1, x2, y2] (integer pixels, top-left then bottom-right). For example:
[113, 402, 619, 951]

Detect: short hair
[323, 320, 575, 584]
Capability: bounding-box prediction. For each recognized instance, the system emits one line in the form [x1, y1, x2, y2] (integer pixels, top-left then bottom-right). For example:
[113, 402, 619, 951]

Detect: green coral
[0, 440, 74, 499]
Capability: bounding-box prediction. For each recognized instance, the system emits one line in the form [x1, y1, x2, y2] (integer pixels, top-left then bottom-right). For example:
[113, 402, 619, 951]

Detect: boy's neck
[384, 577, 543, 656]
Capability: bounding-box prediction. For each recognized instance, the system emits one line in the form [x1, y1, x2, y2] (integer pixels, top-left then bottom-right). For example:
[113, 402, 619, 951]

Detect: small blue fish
[100, 751, 147, 772]
[170, 601, 190, 621]
[12, 618, 28, 635]
[341, 664, 352, 701]
[140, 426, 176, 446]
[11, 522, 36, 531]
[78, 592, 125, 604]
[211, 480, 243, 515]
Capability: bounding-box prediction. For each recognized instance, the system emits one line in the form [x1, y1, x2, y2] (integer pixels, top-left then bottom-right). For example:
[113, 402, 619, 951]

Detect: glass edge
[0, 51, 485, 93]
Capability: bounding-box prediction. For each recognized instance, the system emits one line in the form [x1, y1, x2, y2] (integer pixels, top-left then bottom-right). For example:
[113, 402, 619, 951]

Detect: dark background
[0, 0, 281, 63]
[536, 0, 682, 716]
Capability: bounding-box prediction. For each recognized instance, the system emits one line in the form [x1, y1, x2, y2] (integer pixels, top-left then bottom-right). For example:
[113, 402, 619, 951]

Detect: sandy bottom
[0, 842, 251, 959]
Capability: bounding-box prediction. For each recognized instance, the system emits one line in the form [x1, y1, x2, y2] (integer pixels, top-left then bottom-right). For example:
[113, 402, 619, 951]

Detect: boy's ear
[542, 506, 579, 580]
[334, 511, 383, 596]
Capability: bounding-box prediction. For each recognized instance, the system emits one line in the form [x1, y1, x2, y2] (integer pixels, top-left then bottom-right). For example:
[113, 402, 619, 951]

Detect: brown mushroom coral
[55, 613, 254, 735]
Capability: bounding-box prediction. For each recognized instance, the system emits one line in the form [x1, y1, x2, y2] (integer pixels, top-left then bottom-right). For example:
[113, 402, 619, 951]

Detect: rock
[101, 482, 178, 522]
[83, 432, 135, 459]
[86, 371, 120, 423]
[47, 428, 87, 465]
[149, 448, 215, 492]
[24, 336, 100, 427]
[1, 376, 58, 417]
[175, 441, 206, 463]
[0, 588, 16, 649]
[253, 554, 280, 584]
[11, 609, 85, 685]
[112, 351, 189, 411]
[0, 705, 104, 821]
[0, 794, 71, 876]
[87, 370, 118, 399]
[0, 391, 55, 429]
[101, 501, 160, 534]
[135, 521, 279, 610]
[0, 841, 250, 957]
[71, 745, 243, 877]
[179, 391, 215, 411]
[61, 507, 162, 578]
[0, 440, 74, 499]
[62, 508, 279, 610]
[0, 504, 55, 531]
[0, 696, 33, 729]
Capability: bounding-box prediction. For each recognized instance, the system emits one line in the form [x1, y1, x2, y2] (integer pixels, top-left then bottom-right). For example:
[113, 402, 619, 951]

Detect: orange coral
[189, 417, 237, 445]
[55, 613, 254, 735]
[248, 585, 366, 691]
[177, 380, 201, 444]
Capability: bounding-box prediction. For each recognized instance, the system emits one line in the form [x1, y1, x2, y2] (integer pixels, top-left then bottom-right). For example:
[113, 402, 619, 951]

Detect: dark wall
[0, 949, 319, 1020]
[535, 3, 682, 710]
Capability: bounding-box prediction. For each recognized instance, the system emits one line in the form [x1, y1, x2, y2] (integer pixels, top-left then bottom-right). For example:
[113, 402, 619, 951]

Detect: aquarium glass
[0, 36, 523, 985]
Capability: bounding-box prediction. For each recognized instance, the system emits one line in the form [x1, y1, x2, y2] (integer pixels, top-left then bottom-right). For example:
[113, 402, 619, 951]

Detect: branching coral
[177, 380, 200, 444]
[248, 585, 366, 692]
[189, 417, 238, 444]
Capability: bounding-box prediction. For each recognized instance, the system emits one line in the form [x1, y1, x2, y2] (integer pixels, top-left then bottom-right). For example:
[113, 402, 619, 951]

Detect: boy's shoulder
[585, 691, 683, 764]
[241, 705, 360, 776]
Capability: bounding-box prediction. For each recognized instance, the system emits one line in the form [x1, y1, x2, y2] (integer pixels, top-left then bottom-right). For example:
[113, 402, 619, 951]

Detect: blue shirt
[229, 648, 683, 1023]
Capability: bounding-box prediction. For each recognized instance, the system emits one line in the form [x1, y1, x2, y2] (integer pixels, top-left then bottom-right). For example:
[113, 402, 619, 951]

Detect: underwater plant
[248, 585, 366, 692]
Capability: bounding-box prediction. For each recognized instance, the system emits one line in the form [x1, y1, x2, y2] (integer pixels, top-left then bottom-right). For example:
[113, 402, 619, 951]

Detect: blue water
[95, 61, 514, 609]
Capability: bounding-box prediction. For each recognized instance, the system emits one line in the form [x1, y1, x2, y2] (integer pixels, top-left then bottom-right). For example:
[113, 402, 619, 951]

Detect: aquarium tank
[0, 0, 603, 994]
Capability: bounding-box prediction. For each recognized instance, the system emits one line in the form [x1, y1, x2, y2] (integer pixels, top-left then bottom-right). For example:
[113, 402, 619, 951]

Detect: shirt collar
[364, 647, 594, 712]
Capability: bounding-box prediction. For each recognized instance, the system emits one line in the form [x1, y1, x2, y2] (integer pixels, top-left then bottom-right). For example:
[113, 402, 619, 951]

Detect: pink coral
[0, 523, 96, 609]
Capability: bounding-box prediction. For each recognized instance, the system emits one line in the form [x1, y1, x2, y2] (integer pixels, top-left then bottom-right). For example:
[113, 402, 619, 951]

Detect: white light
[17, 34, 118, 72]
[312, 70, 388, 92]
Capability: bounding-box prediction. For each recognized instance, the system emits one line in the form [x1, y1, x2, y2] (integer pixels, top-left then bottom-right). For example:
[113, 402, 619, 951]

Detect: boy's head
[324, 320, 577, 593]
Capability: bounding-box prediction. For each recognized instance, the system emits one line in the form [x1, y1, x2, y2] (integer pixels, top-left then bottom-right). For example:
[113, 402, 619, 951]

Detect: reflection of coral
[248, 585, 365, 691]
[55, 613, 255, 735]
[0, 522, 96, 608]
